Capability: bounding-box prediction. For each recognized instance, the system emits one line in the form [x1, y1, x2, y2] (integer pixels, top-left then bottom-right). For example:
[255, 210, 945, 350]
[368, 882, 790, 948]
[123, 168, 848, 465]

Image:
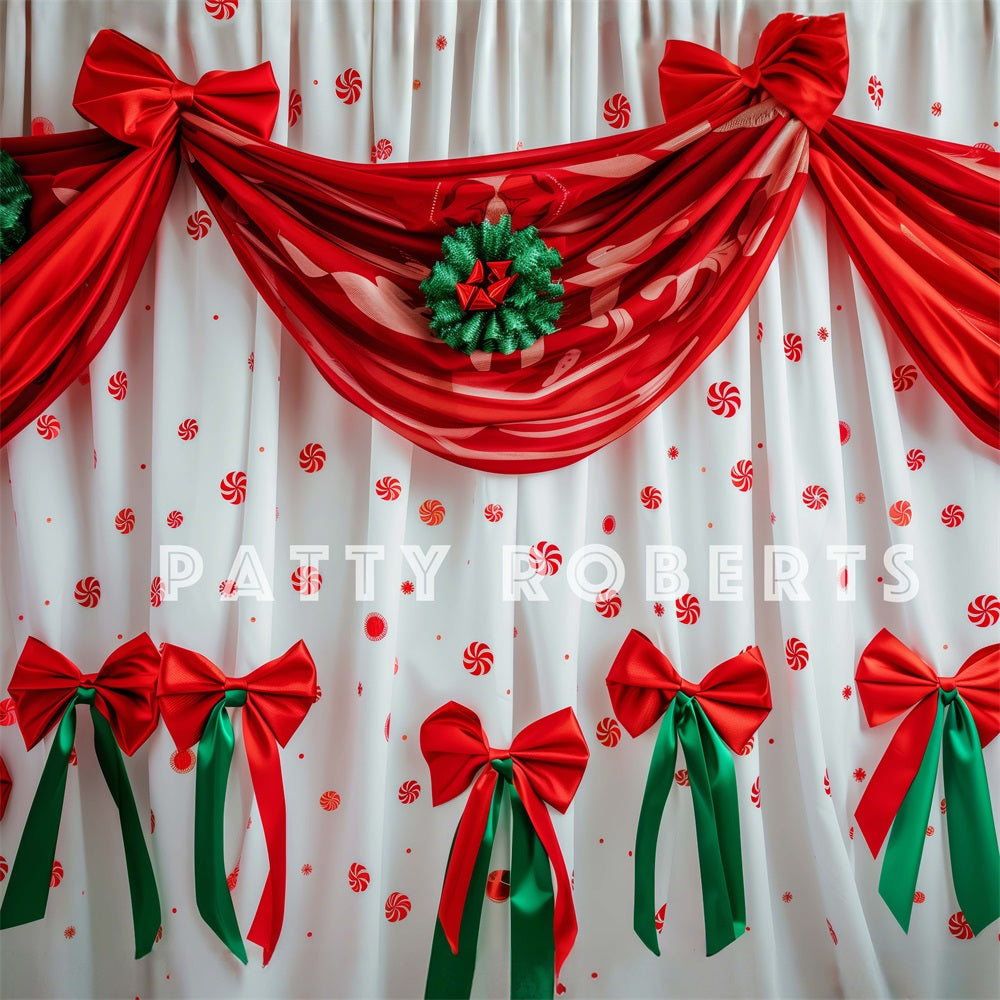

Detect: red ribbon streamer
[157, 641, 317, 965]
[7, 634, 160, 755]
[606, 629, 772, 748]
[420, 702, 589, 975]
[854, 629, 1000, 856]
[0, 755, 11, 821]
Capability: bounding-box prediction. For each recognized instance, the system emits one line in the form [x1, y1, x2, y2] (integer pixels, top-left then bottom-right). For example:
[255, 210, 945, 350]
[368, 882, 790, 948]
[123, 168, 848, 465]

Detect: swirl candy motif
[220, 471, 247, 504]
[706, 381, 741, 417]
[335, 67, 362, 104]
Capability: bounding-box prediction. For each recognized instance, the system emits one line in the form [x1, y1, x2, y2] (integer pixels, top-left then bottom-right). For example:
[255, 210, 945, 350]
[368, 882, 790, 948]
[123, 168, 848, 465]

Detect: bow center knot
[938, 682, 959, 705]
[223, 678, 248, 707]
[75, 684, 97, 704]
[739, 62, 762, 90]
[490, 753, 514, 782]
[678, 678, 700, 698]
[170, 81, 196, 111]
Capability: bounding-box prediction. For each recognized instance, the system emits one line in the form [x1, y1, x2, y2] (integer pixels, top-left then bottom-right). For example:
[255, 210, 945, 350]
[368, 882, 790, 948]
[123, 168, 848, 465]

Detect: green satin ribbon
[0, 688, 161, 957]
[193, 691, 249, 963]
[425, 759, 556, 999]
[879, 689, 1000, 934]
[634, 692, 745, 956]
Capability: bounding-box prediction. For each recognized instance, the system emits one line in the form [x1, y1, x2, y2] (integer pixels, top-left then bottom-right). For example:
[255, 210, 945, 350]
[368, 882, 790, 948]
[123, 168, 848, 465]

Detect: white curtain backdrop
[1, 1, 998, 998]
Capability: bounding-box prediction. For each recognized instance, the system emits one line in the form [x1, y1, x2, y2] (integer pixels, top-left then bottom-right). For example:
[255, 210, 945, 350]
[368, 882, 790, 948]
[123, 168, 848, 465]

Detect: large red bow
[855, 629, 1000, 855]
[659, 12, 849, 134]
[7, 634, 160, 755]
[606, 630, 771, 749]
[73, 29, 279, 147]
[420, 702, 589, 974]
[158, 641, 316, 964]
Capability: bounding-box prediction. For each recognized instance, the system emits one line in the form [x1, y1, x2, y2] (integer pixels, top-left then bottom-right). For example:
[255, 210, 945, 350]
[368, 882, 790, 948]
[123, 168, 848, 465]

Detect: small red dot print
[172, 908, 177, 914]
[307, 931, 312, 938]
[301, 864, 313, 875]
[140, 463, 146, 470]
[213, 314, 219, 321]
[926, 826, 934, 836]
[435, 34, 447, 50]
[877, 576, 883, 583]
[145, 305, 151, 311]
[842, 685, 852, 700]
[406, 848, 411, 854]
[401, 580, 414, 595]
[782, 892, 793, 903]
[44, 600, 50, 606]
[298, 753, 304, 759]
[768, 738, 774, 744]
[250, 616, 256, 623]
[17, 615, 23, 621]
[599, 838, 604, 844]
[942, 644, 948, 651]
[64, 926, 76, 939]
[413, 80, 421, 90]
[668, 445, 679, 460]
[836, 304, 842, 311]
[591, 973, 599, 980]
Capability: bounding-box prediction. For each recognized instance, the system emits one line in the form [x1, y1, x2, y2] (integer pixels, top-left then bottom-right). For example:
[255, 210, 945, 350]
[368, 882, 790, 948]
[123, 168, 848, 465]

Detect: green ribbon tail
[942, 695, 1000, 935]
[426, 779, 506, 999]
[509, 781, 555, 1000]
[879, 695, 945, 931]
[0, 701, 77, 929]
[633, 701, 680, 955]
[90, 706, 161, 958]
[193, 698, 247, 963]
[683, 702, 746, 955]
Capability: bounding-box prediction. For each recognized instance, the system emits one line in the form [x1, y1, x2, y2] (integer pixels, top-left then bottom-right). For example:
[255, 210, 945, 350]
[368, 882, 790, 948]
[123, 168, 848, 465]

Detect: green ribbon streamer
[879, 689, 1000, 935]
[634, 692, 746, 956]
[193, 692, 248, 963]
[0, 689, 161, 958]
[425, 759, 556, 999]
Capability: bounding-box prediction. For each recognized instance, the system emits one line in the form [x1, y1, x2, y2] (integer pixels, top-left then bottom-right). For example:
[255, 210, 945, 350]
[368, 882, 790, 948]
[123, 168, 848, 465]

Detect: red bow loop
[73, 29, 279, 148]
[420, 701, 492, 806]
[7, 635, 161, 755]
[508, 707, 591, 813]
[157, 642, 317, 751]
[659, 12, 848, 133]
[607, 631, 771, 750]
[857, 630, 1000, 748]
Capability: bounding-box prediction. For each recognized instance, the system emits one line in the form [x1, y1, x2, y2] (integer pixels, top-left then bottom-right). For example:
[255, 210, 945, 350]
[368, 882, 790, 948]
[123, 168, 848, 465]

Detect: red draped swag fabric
[1, 12, 997, 471]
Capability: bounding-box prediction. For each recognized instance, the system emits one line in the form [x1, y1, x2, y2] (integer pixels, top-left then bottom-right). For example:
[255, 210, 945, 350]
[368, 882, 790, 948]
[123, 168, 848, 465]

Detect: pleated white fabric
[1, 2, 998, 998]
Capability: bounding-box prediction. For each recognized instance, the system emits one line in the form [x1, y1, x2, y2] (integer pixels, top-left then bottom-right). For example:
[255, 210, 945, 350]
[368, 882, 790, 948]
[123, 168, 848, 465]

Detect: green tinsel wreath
[0, 149, 31, 261]
[420, 214, 563, 355]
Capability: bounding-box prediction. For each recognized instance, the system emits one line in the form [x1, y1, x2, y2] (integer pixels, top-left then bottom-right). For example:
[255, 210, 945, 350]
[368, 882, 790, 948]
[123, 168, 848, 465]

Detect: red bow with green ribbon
[157, 641, 317, 965]
[0, 635, 161, 957]
[855, 629, 999, 935]
[606, 629, 771, 956]
[420, 702, 589, 999]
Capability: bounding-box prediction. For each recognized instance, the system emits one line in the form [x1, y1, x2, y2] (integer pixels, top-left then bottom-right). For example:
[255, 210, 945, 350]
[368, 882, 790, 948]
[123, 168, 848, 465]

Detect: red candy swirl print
[419, 499, 446, 525]
[529, 541, 562, 576]
[462, 642, 493, 676]
[336, 68, 362, 104]
[595, 590, 622, 618]
[298, 443, 326, 473]
[220, 471, 247, 504]
[74, 577, 101, 608]
[596, 717, 621, 747]
[707, 381, 741, 417]
[375, 476, 401, 501]
[384, 892, 411, 922]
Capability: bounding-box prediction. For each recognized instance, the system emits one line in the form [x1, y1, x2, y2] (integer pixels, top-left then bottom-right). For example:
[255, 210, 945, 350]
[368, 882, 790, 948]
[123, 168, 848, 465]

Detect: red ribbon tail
[438, 769, 499, 953]
[513, 771, 577, 975]
[242, 709, 286, 965]
[855, 694, 939, 856]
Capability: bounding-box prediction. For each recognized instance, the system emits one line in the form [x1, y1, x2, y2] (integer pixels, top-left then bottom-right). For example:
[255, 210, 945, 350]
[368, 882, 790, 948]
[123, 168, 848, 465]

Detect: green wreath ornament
[0, 149, 32, 261]
[420, 214, 563, 355]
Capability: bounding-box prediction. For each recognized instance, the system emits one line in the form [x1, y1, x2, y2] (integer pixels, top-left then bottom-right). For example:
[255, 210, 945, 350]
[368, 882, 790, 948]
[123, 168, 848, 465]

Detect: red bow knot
[658, 12, 849, 133]
[855, 629, 999, 855]
[420, 701, 589, 973]
[73, 29, 279, 147]
[606, 630, 771, 749]
[7, 635, 160, 756]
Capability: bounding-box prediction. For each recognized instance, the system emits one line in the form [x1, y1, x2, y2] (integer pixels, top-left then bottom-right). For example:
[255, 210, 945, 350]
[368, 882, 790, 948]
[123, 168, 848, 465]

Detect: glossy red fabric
[606, 629, 772, 749]
[0, 31, 279, 447]
[3, 13, 997, 465]
[420, 701, 589, 973]
[854, 629, 1000, 856]
[6, 634, 160, 755]
[157, 641, 317, 965]
[0, 755, 12, 821]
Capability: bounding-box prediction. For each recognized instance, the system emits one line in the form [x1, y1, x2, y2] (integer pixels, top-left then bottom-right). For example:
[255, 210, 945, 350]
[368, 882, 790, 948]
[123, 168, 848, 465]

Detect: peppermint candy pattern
[177, 418, 199, 440]
[529, 541, 562, 576]
[783, 333, 803, 361]
[186, 210, 212, 240]
[419, 499, 446, 525]
[384, 892, 411, 922]
[675, 593, 700, 624]
[372, 138, 393, 162]
[220, 471, 247, 504]
[319, 790, 341, 811]
[595, 717, 621, 747]
[947, 911, 973, 939]
[483, 503, 504, 522]
[888, 500, 912, 526]
[397, 780, 421, 804]
[150, 576, 164, 608]
[967, 595, 999, 627]
[292, 567, 322, 595]
[802, 485, 829, 510]
[375, 476, 401, 501]
[349, 863, 371, 893]
[892, 364, 918, 392]
[0, 699, 16, 726]
[707, 380, 741, 417]
[50, 861, 64, 887]
[205, 0, 238, 18]
[905, 448, 925, 471]
[74, 577, 101, 608]
[595, 589, 622, 618]
[940, 504, 965, 527]
[603, 93, 631, 129]
[785, 637, 809, 671]
[36, 414, 60, 439]
[336, 68, 362, 104]
[298, 443, 326, 473]
[166, 510, 183, 529]
[730, 460, 753, 492]
[639, 486, 662, 510]
[288, 89, 302, 127]
[867, 74, 884, 109]
[107, 370, 128, 400]
[115, 507, 135, 534]
[462, 642, 494, 676]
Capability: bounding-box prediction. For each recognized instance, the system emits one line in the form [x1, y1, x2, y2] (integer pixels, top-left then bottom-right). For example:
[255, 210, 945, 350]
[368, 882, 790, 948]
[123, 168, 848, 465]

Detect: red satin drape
[2, 12, 997, 468]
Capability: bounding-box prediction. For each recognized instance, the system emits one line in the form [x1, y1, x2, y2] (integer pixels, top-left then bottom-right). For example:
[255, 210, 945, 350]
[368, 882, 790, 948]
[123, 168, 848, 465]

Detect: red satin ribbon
[659, 12, 849, 133]
[157, 641, 317, 965]
[0, 755, 11, 821]
[854, 629, 1000, 856]
[606, 630, 772, 748]
[73, 28, 279, 147]
[420, 702, 589, 975]
[7, 635, 160, 755]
